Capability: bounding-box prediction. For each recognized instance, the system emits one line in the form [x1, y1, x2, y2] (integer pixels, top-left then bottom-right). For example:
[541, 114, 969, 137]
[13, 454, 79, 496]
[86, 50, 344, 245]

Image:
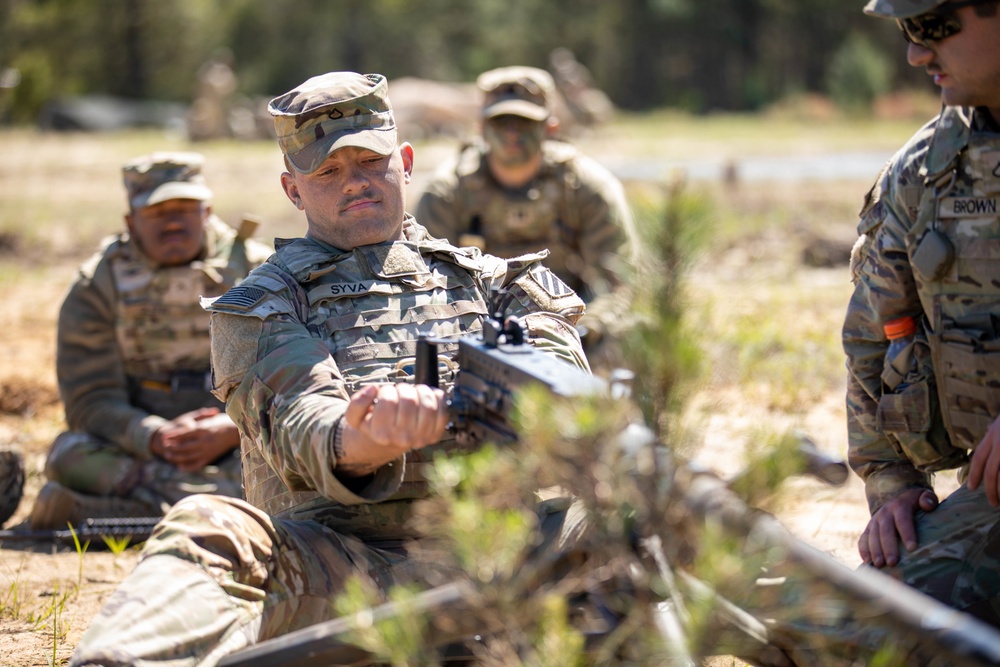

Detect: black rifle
[220, 318, 1000, 667]
[0, 516, 160, 547]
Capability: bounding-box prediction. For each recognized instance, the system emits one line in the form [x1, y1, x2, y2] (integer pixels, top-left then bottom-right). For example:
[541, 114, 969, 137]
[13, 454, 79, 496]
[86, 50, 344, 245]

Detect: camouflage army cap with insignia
[122, 152, 213, 210]
[477, 66, 554, 122]
[864, 0, 948, 18]
[268, 72, 397, 174]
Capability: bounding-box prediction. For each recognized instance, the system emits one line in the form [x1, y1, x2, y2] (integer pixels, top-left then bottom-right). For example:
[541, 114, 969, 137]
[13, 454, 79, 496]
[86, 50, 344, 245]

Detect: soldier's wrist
[332, 417, 348, 465]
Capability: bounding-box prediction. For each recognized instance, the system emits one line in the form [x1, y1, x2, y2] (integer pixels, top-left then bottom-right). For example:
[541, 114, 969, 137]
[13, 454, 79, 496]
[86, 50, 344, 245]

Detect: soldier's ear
[124, 212, 135, 235]
[545, 116, 560, 137]
[399, 143, 414, 183]
[280, 172, 303, 210]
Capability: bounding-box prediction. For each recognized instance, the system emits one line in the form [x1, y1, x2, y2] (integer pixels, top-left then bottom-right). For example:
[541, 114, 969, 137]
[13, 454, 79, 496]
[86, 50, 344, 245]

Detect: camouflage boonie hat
[268, 72, 397, 174]
[123, 152, 212, 210]
[477, 66, 554, 122]
[863, 0, 947, 18]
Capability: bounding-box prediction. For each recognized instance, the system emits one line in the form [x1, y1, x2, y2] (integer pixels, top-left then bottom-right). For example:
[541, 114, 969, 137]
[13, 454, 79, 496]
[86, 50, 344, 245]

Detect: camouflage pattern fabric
[206, 217, 587, 535]
[0, 449, 24, 527]
[269, 72, 397, 174]
[47, 215, 272, 503]
[844, 105, 1000, 627]
[742, 482, 1000, 666]
[69, 218, 590, 665]
[44, 431, 241, 508]
[863, 0, 948, 18]
[71, 492, 590, 665]
[415, 139, 638, 353]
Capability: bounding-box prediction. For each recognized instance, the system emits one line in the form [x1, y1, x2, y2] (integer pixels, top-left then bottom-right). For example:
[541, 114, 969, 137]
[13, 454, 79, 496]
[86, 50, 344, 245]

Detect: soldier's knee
[143, 495, 276, 582]
[44, 432, 91, 483]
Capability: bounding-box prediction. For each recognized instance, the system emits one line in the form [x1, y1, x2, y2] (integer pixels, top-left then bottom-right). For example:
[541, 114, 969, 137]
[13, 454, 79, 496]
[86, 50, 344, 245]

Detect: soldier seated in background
[416, 66, 639, 370]
[29, 152, 273, 530]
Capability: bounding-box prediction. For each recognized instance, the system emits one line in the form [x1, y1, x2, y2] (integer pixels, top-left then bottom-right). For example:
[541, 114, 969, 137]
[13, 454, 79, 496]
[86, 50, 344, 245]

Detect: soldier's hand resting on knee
[334, 383, 448, 477]
[858, 486, 939, 568]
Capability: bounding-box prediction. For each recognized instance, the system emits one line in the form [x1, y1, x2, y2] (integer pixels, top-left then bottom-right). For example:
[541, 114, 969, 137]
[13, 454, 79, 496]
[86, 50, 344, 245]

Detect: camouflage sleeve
[844, 165, 931, 514]
[207, 272, 402, 505]
[415, 160, 465, 245]
[566, 154, 639, 336]
[481, 252, 590, 373]
[57, 254, 166, 458]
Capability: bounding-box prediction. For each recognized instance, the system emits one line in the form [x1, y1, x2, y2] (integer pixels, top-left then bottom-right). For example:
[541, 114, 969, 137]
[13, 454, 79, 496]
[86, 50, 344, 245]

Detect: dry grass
[0, 112, 936, 664]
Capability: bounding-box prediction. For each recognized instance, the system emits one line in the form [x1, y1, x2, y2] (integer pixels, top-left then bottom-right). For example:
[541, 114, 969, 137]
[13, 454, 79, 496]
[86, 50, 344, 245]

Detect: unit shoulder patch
[530, 264, 574, 298]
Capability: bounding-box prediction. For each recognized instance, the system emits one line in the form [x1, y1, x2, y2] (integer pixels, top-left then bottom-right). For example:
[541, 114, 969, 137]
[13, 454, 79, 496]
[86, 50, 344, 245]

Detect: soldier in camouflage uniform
[844, 0, 1000, 626]
[69, 72, 590, 666]
[29, 153, 273, 530]
[416, 66, 638, 368]
[0, 449, 24, 527]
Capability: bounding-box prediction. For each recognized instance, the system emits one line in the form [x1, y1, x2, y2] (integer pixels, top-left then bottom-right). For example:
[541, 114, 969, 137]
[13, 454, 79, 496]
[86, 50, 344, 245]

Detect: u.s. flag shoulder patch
[210, 285, 268, 311]
[530, 265, 574, 298]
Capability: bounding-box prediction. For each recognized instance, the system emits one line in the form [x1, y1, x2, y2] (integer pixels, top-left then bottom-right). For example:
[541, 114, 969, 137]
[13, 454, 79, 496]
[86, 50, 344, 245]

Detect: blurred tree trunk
[123, 0, 146, 98]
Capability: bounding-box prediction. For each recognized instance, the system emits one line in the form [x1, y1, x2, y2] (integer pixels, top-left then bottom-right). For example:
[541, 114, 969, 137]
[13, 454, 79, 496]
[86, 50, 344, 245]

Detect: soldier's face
[281, 143, 413, 250]
[126, 199, 208, 266]
[905, 3, 1000, 114]
[484, 115, 545, 168]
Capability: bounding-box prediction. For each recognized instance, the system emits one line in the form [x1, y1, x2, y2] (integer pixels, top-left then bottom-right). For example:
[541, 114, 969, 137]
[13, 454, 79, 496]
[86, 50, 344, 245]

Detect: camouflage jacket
[206, 218, 588, 540]
[845, 106, 1000, 513]
[415, 139, 637, 336]
[57, 215, 272, 460]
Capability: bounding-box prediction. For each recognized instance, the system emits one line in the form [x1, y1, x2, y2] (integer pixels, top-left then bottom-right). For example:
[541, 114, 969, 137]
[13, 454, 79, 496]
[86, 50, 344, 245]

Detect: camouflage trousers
[747, 482, 1000, 666]
[888, 481, 1000, 623]
[69, 494, 590, 667]
[44, 431, 242, 509]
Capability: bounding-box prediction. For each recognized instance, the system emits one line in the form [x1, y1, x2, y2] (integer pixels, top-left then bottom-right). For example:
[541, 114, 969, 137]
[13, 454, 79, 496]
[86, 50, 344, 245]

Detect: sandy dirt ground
[0, 123, 953, 666]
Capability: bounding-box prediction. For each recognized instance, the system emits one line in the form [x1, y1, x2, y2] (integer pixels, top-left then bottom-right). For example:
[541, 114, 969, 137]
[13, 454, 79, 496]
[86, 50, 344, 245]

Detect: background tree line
[0, 0, 933, 125]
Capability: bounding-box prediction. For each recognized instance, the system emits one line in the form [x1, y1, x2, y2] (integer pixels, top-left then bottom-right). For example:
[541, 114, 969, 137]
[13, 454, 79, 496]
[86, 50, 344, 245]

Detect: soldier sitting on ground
[416, 66, 638, 370]
[0, 449, 24, 528]
[29, 152, 273, 530]
[67, 71, 591, 666]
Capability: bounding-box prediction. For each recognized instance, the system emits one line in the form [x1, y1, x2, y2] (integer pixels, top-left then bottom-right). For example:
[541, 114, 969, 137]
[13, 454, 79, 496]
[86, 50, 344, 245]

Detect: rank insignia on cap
[212, 285, 268, 311]
[530, 265, 573, 298]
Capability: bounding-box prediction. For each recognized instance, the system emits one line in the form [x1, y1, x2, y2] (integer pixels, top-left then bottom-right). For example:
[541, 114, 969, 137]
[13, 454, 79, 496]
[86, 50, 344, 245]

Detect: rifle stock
[0, 516, 160, 546]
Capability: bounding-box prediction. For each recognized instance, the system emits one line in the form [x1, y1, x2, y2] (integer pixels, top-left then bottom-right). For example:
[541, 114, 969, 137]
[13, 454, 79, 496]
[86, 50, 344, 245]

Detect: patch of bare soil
[0, 545, 141, 667]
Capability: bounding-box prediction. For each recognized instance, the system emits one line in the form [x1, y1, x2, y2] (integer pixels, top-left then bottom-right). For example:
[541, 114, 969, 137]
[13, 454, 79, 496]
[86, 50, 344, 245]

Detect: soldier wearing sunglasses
[844, 0, 1000, 630]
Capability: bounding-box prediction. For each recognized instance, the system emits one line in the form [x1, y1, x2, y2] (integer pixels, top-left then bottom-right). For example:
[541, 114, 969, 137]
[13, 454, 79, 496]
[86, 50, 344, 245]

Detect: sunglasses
[897, 0, 995, 46]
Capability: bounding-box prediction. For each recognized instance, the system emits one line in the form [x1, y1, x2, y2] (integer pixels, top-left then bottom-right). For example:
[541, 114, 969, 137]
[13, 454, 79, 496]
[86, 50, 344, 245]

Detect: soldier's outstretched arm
[335, 383, 448, 477]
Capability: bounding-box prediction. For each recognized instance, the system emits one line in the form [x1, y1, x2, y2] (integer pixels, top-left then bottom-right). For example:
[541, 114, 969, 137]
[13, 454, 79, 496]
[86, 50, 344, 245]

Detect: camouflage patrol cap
[863, 0, 947, 18]
[122, 152, 212, 210]
[268, 72, 397, 174]
[477, 66, 554, 122]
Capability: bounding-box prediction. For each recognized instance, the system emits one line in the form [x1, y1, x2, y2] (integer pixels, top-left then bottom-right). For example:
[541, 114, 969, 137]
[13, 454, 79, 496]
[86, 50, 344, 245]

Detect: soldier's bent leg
[70, 494, 424, 666]
[889, 483, 1000, 626]
[45, 432, 143, 497]
[134, 448, 243, 507]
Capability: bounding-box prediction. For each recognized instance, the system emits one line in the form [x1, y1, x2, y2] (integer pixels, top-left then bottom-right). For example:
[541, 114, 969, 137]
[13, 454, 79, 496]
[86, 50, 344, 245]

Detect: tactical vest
[240, 238, 492, 523]
[111, 221, 253, 419]
[454, 142, 585, 293]
[896, 107, 1000, 466]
